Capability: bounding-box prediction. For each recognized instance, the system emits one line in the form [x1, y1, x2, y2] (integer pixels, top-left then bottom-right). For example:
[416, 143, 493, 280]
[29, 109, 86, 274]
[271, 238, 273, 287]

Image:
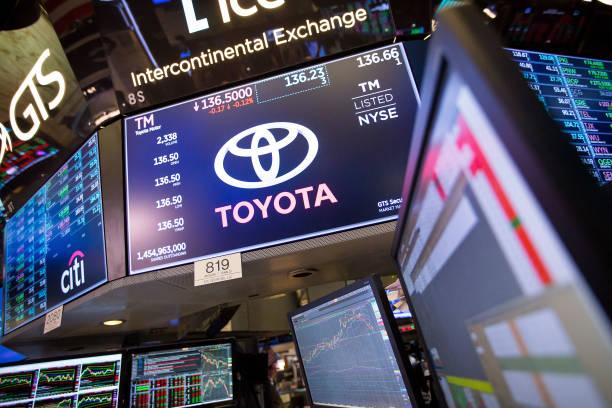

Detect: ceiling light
[102, 319, 125, 326]
[289, 268, 318, 278]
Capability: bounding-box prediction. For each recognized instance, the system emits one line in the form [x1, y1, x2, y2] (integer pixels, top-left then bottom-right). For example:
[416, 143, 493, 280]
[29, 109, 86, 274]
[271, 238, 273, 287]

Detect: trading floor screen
[129, 343, 233, 407]
[124, 43, 420, 274]
[290, 281, 412, 408]
[396, 70, 612, 407]
[508, 49, 612, 184]
[0, 354, 122, 407]
[3, 134, 107, 333]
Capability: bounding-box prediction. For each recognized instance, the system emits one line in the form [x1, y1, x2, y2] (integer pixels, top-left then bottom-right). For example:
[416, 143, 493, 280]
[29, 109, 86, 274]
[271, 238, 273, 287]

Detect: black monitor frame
[391, 5, 612, 407]
[122, 338, 237, 408]
[287, 275, 424, 408]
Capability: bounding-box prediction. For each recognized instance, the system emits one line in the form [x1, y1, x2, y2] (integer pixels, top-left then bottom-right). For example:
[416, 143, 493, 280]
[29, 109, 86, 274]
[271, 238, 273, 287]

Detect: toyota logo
[214, 122, 318, 189]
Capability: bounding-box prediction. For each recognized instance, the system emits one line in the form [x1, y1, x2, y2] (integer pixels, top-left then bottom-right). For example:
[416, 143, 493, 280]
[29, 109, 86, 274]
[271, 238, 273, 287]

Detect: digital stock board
[0, 354, 122, 407]
[3, 135, 107, 333]
[508, 49, 612, 184]
[124, 43, 420, 274]
[128, 343, 233, 407]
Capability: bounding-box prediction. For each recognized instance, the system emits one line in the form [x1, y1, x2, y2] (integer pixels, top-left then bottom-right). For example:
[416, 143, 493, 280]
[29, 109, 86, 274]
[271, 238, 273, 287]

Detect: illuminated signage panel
[93, 0, 424, 112]
[124, 43, 420, 274]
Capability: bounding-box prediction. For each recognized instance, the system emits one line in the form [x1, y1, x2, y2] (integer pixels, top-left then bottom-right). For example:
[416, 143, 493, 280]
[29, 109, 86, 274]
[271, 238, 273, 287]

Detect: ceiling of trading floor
[0, 0, 609, 225]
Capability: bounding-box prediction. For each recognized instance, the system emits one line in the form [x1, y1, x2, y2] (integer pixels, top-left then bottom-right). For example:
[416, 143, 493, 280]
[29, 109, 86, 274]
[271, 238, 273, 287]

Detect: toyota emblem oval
[214, 122, 319, 189]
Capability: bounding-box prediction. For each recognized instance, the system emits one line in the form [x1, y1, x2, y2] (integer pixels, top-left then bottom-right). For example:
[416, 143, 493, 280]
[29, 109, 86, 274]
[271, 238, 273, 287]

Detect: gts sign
[181, 0, 286, 34]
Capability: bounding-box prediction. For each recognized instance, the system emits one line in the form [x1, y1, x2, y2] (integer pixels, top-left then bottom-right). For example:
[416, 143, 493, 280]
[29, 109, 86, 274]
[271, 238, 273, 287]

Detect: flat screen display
[92, 0, 426, 113]
[0, 353, 122, 407]
[396, 71, 612, 407]
[508, 49, 612, 184]
[129, 343, 233, 407]
[3, 135, 107, 333]
[289, 279, 413, 408]
[124, 43, 420, 274]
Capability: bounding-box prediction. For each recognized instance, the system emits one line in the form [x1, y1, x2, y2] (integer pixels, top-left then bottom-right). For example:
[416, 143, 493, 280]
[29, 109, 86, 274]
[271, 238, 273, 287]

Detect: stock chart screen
[0, 354, 122, 407]
[508, 49, 612, 184]
[124, 43, 420, 274]
[290, 281, 412, 408]
[3, 135, 107, 333]
[129, 343, 233, 407]
[396, 71, 612, 407]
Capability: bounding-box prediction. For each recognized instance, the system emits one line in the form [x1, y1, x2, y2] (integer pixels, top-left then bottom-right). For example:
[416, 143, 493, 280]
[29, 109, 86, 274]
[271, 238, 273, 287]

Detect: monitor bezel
[287, 275, 424, 408]
[0, 350, 125, 405]
[122, 338, 237, 408]
[391, 4, 612, 407]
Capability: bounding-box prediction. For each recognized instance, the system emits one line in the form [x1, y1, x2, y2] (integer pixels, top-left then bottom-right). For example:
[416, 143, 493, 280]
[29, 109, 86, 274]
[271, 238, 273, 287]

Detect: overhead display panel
[0, 353, 122, 407]
[508, 49, 612, 185]
[92, 0, 423, 113]
[0, 10, 99, 216]
[125, 43, 419, 274]
[3, 135, 107, 333]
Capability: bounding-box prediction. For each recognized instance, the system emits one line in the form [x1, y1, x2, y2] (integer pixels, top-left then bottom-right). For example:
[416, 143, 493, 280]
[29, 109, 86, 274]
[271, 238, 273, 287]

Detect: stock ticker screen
[396, 71, 612, 407]
[0, 353, 122, 407]
[3, 135, 107, 333]
[129, 343, 233, 407]
[124, 43, 420, 274]
[290, 281, 412, 408]
[508, 49, 612, 184]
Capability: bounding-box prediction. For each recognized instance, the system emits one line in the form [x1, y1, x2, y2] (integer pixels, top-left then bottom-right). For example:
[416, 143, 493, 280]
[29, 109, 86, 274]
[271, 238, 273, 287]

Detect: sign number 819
[206, 258, 230, 273]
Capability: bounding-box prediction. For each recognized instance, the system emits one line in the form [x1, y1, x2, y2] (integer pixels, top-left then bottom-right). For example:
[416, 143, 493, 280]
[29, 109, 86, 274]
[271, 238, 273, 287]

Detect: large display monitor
[124, 42, 420, 274]
[127, 342, 234, 407]
[507, 49, 612, 185]
[288, 277, 420, 408]
[3, 134, 107, 333]
[393, 6, 612, 408]
[0, 353, 123, 407]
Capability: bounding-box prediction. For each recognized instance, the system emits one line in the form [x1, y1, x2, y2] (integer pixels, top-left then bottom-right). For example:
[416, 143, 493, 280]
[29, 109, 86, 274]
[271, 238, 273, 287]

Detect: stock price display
[509, 49, 612, 184]
[291, 283, 412, 407]
[0, 354, 122, 407]
[3, 135, 107, 333]
[124, 44, 419, 274]
[129, 344, 233, 408]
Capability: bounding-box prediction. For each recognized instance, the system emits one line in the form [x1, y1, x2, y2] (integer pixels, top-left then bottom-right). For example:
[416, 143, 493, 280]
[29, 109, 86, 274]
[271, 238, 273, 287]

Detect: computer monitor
[392, 5, 612, 408]
[127, 341, 234, 407]
[0, 353, 123, 407]
[506, 48, 612, 185]
[288, 276, 420, 408]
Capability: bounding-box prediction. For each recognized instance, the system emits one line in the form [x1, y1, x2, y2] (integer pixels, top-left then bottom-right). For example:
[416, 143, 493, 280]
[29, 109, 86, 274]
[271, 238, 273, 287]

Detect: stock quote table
[508, 49, 612, 184]
[0, 354, 122, 407]
[3, 135, 107, 333]
[129, 344, 233, 408]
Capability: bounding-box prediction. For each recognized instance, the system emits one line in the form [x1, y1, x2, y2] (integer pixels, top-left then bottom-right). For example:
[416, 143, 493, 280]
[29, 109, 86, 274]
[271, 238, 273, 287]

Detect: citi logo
[61, 250, 85, 294]
[214, 122, 318, 189]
